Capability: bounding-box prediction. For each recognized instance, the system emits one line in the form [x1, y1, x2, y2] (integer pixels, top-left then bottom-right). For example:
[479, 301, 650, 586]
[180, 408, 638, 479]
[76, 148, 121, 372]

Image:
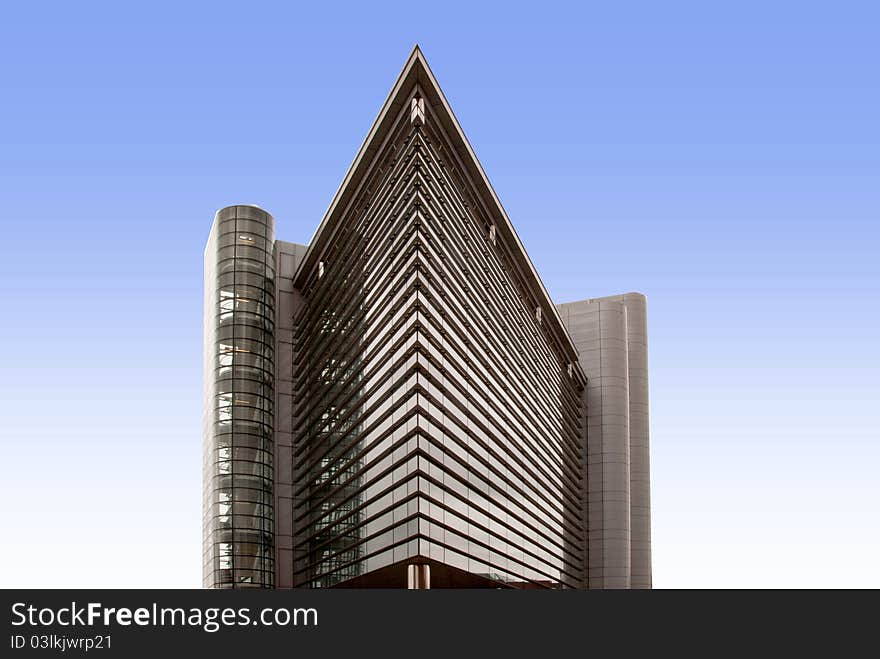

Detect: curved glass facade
[203, 205, 276, 588]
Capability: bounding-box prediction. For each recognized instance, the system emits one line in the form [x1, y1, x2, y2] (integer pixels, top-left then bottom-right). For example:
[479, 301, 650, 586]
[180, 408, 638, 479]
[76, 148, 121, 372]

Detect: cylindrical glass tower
[203, 205, 276, 588]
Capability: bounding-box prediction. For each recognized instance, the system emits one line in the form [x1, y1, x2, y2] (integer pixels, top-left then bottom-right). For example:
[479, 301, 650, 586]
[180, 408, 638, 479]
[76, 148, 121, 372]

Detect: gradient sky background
[1, 1, 877, 588]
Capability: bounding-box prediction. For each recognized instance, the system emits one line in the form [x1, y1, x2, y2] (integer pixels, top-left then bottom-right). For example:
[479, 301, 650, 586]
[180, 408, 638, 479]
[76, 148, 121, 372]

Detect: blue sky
[0, 1, 877, 587]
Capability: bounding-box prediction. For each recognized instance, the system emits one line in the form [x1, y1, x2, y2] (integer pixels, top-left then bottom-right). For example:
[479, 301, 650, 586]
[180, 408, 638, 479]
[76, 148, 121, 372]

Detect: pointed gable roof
[294, 45, 583, 368]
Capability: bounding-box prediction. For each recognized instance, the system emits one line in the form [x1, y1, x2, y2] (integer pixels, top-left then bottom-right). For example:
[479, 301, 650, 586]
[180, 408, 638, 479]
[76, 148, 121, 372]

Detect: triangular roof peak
[294, 47, 581, 364]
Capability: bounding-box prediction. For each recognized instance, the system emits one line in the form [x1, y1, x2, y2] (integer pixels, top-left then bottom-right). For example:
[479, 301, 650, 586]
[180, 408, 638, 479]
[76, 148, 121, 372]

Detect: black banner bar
[1, 589, 872, 656]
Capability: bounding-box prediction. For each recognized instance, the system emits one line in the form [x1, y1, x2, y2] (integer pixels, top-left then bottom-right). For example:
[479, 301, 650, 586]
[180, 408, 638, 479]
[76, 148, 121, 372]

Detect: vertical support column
[273, 242, 308, 588]
[623, 294, 651, 589]
[407, 564, 431, 589]
[595, 299, 632, 589]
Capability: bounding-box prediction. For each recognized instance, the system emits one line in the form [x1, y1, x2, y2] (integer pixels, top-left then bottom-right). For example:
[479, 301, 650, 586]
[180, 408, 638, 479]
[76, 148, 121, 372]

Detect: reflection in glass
[203, 206, 276, 589]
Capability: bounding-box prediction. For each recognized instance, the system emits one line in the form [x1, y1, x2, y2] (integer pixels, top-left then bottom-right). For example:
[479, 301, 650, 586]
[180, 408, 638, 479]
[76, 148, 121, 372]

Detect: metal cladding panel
[273, 241, 308, 588]
[622, 294, 651, 589]
[557, 293, 652, 589]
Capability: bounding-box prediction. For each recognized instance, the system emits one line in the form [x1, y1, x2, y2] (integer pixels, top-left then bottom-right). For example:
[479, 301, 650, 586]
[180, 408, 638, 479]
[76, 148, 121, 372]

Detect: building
[202, 46, 651, 589]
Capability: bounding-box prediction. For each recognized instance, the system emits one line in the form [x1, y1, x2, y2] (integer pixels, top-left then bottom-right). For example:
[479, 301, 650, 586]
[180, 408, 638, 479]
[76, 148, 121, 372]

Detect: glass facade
[203, 205, 276, 588]
[290, 105, 586, 588]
